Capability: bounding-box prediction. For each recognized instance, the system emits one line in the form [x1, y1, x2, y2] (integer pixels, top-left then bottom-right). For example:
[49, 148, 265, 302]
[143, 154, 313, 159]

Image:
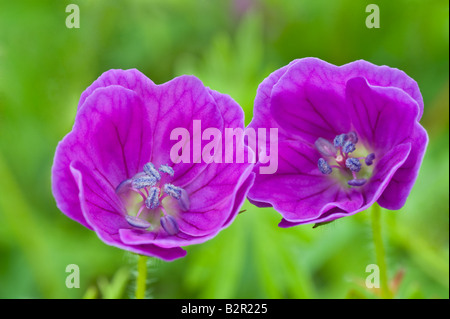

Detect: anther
[178, 189, 190, 211]
[365, 153, 376, 166]
[125, 215, 151, 229]
[145, 187, 160, 209]
[345, 158, 361, 172]
[159, 164, 174, 176]
[131, 174, 157, 189]
[333, 134, 347, 147]
[160, 215, 179, 235]
[343, 141, 356, 154]
[347, 179, 367, 187]
[318, 158, 332, 175]
[164, 183, 182, 200]
[347, 131, 358, 144]
[315, 137, 337, 157]
[115, 178, 132, 194]
[143, 162, 161, 181]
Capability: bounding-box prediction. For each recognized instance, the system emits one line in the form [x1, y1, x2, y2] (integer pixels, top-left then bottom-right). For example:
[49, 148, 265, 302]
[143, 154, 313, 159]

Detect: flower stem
[371, 203, 392, 299]
[135, 255, 147, 299]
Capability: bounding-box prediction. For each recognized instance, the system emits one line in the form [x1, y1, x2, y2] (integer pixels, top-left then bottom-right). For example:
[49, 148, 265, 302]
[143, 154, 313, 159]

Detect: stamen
[143, 162, 161, 181]
[115, 178, 132, 194]
[347, 131, 358, 144]
[131, 176, 156, 189]
[125, 215, 151, 229]
[347, 179, 367, 187]
[343, 141, 356, 154]
[345, 158, 361, 172]
[314, 132, 372, 188]
[164, 183, 182, 200]
[315, 137, 337, 157]
[160, 215, 179, 235]
[333, 134, 347, 147]
[136, 205, 145, 218]
[178, 189, 190, 211]
[318, 158, 332, 175]
[159, 164, 174, 176]
[145, 187, 160, 209]
[365, 153, 376, 166]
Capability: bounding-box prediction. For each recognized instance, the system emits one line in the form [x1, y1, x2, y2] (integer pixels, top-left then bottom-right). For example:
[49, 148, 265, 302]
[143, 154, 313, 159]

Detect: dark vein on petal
[305, 97, 336, 134]
[113, 122, 129, 178]
[352, 94, 370, 142]
[283, 106, 336, 137]
[296, 182, 338, 202]
[361, 94, 374, 140]
[372, 108, 382, 140]
[85, 199, 119, 216]
[288, 145, 317, 166]
[138, 106, 144, 173]
[84, 181, 119, 213]
[180, 216, 210, 231]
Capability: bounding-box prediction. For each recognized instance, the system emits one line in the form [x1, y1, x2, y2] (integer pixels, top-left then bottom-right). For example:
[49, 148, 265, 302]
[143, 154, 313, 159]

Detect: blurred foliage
[0, 0, 448, 299]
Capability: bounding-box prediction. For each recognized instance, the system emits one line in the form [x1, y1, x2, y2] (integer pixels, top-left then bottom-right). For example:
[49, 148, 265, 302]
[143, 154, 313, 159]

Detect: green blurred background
[0, 0, 448, 299]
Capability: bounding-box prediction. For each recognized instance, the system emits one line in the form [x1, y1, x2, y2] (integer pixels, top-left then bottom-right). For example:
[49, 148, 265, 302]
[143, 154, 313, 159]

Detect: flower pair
[52, 58, 428, 260]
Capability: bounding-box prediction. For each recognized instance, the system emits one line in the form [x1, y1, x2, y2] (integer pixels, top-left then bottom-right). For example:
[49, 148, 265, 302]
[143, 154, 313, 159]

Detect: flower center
[115, 163, 189, 235]
[315, 132, 375, 187]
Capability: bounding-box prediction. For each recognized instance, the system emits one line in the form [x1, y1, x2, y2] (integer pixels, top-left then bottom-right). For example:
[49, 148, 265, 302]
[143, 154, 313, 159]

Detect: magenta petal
[70, 161, 127, 233]
[277, 142, 411, 227]
[179, 160, 254, 236]
[363, 143, 412, 206]
[149, 76, 224, 187]
[247, 60, 299, 140]
[52, 84, 151, 230]
[78, 69, 155, 111]
[79, 85, 153, 184]
[207, 88, 244, 129]
[70, 160, 186, 261]
[119, 172, 256, 249]
[270, 59, 351, 143]
[341, 60, 424, 120]
[346, 77, 419, 154]
[222, 172, 256, 227]
[248, 139, 363, 223]
[378, 125, 428, 210]
[175, 89, 255, 236]
[52, 139, 92, 229]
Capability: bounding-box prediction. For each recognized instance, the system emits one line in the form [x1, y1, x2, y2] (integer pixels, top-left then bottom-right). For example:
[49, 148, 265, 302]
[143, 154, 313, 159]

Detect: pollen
[318, 158, 332, 175]
[164, 183, 182, 200]
[160, 215, 179, 236]
[143, 162, 161, 181]
[347, 178, 367, 187]
[131, 174, 157, 189]
[125, 215, 152, 229]
[343, 141, 356, 154]
[333, 134, 347, 147]
[345, 158, 361, 172]
[145, 186, 160, 209]
[159, 164, 175, 176]
[365, 153, 376, 166]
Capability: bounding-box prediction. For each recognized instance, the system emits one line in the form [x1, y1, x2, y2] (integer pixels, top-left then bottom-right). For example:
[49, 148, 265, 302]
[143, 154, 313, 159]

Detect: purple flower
[52, 69, 255, 261]
[247, 58, 428, 227]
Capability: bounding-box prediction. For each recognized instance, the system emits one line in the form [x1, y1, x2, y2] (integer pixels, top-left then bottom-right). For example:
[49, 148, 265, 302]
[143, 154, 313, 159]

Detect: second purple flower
[247, 58, 428, 227]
